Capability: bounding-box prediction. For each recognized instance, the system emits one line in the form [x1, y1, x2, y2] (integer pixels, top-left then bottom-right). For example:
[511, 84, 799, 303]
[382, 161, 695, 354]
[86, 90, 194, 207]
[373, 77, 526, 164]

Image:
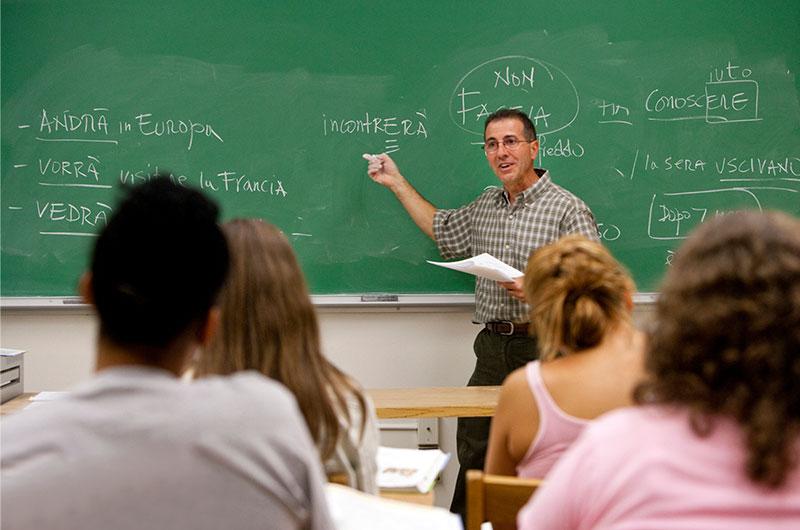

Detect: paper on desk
[377, 446, 450, 493]
[326, 483, 462, 530]
[31, 391, 70, 401]
[427, 253, 523, 282]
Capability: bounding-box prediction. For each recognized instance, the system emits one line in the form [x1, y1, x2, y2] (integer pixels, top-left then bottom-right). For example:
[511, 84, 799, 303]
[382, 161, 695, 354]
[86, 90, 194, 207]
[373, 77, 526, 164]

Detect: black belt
[484, 321, 530, 336]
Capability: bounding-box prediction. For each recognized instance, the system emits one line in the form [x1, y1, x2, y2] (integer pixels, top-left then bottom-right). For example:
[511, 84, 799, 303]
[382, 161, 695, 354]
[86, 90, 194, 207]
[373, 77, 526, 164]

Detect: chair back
[466, 470, 542, 530]
[327, 472, 349, 486]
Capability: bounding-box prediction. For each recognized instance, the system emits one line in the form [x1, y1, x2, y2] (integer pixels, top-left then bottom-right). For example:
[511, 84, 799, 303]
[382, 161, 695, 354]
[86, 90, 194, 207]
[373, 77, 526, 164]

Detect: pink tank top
[515, 361, 591, 479]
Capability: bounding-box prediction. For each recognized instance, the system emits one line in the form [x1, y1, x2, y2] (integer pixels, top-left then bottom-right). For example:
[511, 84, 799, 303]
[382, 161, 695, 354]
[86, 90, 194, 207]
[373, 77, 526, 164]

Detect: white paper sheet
[377, 446, 450, 493]
[427, 253, 523, 282]
[30, 391, 70, 401]
[326, 483, 463, 530]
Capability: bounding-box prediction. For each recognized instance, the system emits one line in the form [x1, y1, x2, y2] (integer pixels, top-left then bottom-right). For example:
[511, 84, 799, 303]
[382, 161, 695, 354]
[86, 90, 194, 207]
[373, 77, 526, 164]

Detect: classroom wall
[0, 304, 656, 508]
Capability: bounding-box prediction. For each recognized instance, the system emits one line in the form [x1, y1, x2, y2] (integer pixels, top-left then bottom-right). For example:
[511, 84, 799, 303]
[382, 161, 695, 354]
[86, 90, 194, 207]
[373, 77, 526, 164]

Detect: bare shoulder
[498, 364, 537, 416]
[500, 365, 530, 398]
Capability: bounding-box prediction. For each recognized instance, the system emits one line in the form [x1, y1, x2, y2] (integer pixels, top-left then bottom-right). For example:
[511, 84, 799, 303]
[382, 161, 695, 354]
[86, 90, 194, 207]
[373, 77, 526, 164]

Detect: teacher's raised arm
[365, 108, 599, 524]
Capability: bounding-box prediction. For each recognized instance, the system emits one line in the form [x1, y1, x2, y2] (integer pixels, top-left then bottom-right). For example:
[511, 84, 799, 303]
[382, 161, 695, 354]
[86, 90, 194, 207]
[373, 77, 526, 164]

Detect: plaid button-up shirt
[433, 170, 599, 323]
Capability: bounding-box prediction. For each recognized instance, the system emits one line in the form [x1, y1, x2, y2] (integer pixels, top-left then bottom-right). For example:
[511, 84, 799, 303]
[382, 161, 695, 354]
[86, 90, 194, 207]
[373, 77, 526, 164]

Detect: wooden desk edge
[368, 386, 500, 419]
[0, 393, 33, 416]
[6, 387, 502, 420]
[374, 405, 497, 419]
[379, 489, 435, 506]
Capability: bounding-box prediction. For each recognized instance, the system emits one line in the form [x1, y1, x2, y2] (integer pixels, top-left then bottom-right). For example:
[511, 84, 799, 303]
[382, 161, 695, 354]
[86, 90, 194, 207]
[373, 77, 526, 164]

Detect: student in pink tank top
[485, 235, 645, 479]
[519, 211, 800, 529]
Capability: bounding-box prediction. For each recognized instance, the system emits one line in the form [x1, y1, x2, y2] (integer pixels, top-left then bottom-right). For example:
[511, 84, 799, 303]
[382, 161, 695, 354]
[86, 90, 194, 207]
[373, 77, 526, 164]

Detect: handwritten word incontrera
[322, 112, 428, 138]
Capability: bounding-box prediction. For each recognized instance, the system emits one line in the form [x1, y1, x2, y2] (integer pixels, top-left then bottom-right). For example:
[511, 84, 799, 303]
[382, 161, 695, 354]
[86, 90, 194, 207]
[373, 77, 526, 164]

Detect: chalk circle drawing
[449, 55, 580, 137]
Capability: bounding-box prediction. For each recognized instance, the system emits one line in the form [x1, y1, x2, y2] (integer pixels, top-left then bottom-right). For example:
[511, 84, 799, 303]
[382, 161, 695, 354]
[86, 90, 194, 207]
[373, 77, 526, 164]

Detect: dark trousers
[449, 328, 539, 520]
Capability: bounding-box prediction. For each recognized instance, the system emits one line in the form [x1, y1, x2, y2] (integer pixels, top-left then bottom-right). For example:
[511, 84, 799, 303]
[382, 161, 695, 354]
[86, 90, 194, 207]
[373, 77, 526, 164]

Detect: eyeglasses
[482, 136, 534, 153]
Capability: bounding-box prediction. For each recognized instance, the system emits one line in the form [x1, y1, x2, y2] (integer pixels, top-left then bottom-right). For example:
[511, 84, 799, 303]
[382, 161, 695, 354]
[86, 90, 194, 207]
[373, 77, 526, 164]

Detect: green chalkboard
[2, 0, 799, 297]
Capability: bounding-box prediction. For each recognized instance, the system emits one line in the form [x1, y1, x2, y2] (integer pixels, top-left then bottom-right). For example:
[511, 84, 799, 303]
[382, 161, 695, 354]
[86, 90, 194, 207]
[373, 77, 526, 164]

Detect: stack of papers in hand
[427, 253, 523, 282]
[377, 446, 450, 493]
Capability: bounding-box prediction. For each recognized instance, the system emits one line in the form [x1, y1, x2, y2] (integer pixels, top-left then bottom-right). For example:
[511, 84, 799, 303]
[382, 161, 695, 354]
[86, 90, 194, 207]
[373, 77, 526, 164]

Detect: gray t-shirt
[1, 367, 333, 530]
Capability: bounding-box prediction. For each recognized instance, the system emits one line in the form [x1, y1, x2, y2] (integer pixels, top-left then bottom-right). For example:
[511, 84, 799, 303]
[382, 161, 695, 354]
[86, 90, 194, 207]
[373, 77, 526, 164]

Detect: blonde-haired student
[194, 218, 379, 493]
[485, 234, 645, 478]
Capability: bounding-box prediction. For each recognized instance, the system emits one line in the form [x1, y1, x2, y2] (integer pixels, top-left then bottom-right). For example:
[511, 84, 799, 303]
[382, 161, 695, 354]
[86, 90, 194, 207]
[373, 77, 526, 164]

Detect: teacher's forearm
[391, 180, 436, 240]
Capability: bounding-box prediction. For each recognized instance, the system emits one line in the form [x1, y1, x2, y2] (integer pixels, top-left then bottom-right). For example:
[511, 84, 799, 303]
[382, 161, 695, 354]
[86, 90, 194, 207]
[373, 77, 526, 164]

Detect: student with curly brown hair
[518, 211, 800, 529]
[484, 234, 645, 478]
[193, 219, 379, 494]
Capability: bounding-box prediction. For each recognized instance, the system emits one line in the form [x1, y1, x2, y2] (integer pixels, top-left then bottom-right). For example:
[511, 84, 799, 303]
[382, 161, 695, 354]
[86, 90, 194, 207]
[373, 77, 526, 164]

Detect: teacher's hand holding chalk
[363, 153, 404, 192]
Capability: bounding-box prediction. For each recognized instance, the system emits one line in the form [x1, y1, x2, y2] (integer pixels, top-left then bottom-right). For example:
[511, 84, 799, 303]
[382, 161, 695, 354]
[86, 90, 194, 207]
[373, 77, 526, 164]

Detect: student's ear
[79, 272, 95, 306]
[196, 306, 221, 347]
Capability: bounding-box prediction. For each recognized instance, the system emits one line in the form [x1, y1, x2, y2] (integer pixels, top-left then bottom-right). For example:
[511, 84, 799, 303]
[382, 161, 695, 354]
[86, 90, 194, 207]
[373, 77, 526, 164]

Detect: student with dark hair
[518, 211, 800, 529]
[194, 219, 379, 493]
[1, 177, 333, 530]
[365, 107, 599, 517]
[485, 234, 644, 478]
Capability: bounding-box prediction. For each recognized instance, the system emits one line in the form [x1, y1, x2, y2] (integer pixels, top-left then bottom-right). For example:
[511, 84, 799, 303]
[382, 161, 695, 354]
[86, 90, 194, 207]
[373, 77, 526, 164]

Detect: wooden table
[367, 386, 500, 419]
[0, 393, 33, 416]
[5, 386, 502, 421]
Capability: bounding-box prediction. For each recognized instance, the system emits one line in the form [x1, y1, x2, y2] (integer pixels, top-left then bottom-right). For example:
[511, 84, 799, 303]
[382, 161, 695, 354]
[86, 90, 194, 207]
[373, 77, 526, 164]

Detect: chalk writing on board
[35, 108, 224, 151]
[12, 106, 286, 239]
[450, 56, 580, 136]
[612, 150, 640, 180]
[597, 100, 632, 126]
[128, 113, 223, 150]
[38, 155, 101, 181]
[647, 186, 798, 240]
[117, 165, 289, 196]
[35, 200, 111, 232]
[321, 110, 429, 154]
[645, 61, 761, 124]
[39, 108, 109, 134]
[638, 153, 800, 178]
[597, 222, 621, 241]
[537, 136, 585, 160]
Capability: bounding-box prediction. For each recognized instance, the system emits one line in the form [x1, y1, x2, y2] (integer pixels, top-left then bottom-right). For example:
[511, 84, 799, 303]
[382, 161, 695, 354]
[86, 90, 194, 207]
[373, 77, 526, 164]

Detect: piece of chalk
[362, 153, 379, 161]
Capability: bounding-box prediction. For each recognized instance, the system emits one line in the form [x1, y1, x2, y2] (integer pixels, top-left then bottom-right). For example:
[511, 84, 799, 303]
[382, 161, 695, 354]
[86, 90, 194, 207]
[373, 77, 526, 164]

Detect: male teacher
[365, 108, 599, 517]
